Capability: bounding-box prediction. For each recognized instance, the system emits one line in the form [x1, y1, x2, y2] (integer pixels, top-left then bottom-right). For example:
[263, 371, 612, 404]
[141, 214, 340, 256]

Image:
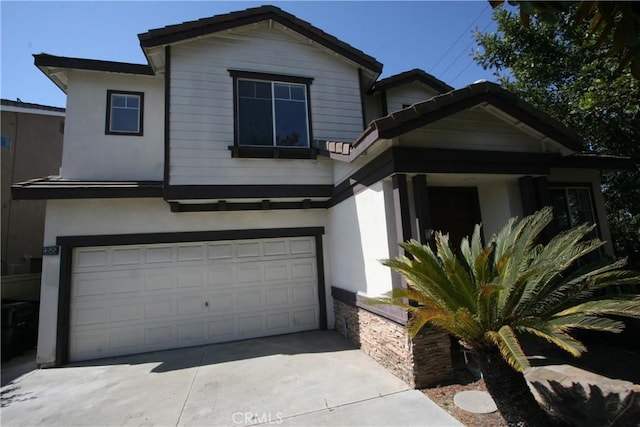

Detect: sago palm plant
[372, 207, 640, 426]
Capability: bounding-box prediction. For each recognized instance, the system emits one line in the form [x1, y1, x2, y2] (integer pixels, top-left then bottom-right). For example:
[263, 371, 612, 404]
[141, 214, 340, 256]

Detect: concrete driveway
[1, 331, 461, 426]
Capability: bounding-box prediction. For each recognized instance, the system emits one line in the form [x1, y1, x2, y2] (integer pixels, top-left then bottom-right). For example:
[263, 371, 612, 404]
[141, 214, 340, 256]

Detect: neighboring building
[1, 99, 64, 276]
[13, 6, 633, 387]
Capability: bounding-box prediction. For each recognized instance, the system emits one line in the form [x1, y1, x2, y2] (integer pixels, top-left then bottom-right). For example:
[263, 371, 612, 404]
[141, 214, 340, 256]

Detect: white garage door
[69, 236, 319, 362]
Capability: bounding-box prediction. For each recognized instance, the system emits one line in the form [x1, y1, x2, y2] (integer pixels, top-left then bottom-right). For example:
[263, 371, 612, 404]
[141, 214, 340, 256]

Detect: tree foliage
[475, 5, 640, 268]
[490, 1, 640, 79]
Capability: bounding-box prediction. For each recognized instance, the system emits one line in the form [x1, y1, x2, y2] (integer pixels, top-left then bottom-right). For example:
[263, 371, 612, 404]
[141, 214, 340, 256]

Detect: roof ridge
[137, 5, 382, 73]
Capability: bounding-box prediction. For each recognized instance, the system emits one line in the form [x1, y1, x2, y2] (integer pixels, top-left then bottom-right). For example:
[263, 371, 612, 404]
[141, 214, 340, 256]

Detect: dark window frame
[229, 70, 314, 158]
[549, 182, 601, 238]
[105, 89, 144, 136]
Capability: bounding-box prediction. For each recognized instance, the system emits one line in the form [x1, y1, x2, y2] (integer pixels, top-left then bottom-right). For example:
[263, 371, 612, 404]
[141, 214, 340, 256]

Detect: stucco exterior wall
[37, 198, 333, 365]
[328, 181, 396, 298]
[62, 71, 164, 180]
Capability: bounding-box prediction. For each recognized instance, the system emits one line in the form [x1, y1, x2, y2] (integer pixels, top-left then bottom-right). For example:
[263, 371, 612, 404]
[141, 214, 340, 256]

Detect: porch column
[391, 174, 411, 323]
[411, 174, 431, 244]
[534, 176, 557, 242]
[519, 176, 537, 215]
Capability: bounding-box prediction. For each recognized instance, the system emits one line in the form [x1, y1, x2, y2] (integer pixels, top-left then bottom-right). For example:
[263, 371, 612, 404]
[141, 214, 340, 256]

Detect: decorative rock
[453, 390, 498, 414]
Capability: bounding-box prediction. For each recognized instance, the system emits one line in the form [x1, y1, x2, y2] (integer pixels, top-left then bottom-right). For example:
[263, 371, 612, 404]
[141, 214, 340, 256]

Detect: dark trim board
[165, 184, 333, 200]
[170, 200, 327, 212]
[331, 286, 407, 326]
[228, 70, 315, 150]
[163, 46, 171, 196]
[228, 146, 318, 159]
[228, 69, 314, 85]
[34, 53, 154, 75]
[12, 180, 163, 200]
[55, 226, 327, 366]
[105, 90, 145, 136]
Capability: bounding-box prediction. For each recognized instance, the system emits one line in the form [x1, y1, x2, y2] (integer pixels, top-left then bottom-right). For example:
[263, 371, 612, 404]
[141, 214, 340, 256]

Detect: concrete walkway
[1, 331, 461, 426]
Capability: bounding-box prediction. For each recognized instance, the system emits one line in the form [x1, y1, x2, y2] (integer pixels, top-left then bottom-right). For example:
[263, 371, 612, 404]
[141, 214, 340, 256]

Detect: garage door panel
[145, 325, 176, 347]
[145, 245, 174, 263]
[264, 240, 287, 256]
[207, 293, 234, 311]
[74, 274, 109, 297]
[177, 270, 205, 288]
[178, 323, 206, 343]
[69, 236, 321, 362]
[265, 287, 290, 306]
[236, 265, 262, 283]
[177, 244, 205, 262]
[110, 272, 143, 294]
[207, 243, 233, 260]
[238, 315, 263, 334]
[294, 309, 317, 328]
[237, 290, 264, 310]
[237, 241, 261, 258]
[112, 247, 142, 266]
[74, 306, 109, 326]
[144, 272, 175, 291]
[110, 304, 140, 323]
[290, 238, 314, 255]
[264, 264, 288, 281]
[208, 318, 235, 339]
[208, 266, 234, 285]
[291, 260, 315, 279]
[178, 295, 205, 315]
[75, 248, 110, 269]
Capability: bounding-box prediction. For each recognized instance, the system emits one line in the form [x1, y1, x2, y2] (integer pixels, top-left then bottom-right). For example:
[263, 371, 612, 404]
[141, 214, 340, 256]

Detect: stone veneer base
[334, 299, 453, 388]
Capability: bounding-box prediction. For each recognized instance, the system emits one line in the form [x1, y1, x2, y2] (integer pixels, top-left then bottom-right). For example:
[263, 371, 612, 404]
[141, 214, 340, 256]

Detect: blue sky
[1, 1, 499, 108]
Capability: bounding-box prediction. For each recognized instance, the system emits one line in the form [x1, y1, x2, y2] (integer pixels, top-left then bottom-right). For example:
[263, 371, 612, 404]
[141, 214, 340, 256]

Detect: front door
[427, 187, 482, 249]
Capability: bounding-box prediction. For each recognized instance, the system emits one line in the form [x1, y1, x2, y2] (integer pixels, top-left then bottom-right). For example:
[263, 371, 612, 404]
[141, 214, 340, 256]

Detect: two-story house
[13, 5, 633, 388]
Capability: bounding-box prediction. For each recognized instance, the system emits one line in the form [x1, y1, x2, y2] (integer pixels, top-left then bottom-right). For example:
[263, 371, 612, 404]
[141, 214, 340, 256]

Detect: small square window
[106, 90, 144, 136]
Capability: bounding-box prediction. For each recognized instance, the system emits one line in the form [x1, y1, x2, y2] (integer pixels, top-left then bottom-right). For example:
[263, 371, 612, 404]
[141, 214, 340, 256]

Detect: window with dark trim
[550, 185, 598, 237]
[106, 90, 144, 136]
[550, 184, 605, 263]
[229, 70, 313, 153]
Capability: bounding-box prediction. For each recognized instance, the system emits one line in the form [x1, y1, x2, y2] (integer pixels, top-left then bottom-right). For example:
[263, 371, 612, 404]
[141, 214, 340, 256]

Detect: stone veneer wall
[334, 299, 453, 388]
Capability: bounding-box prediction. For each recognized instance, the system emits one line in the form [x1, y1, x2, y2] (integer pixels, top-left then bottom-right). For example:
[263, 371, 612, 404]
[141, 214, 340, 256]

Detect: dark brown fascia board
[350, 82, 583, 161]
[164, 184, 334, 200]
[34, 53, 154, 75]
[57, 226, 325, 248]
[11, 179, 164, 200]
[1, 99, 65, 113]
[555, 153, 637, 170]
[369, 68, 454, 94]
[138, 5, 382, 74]
[170, 200, 327, 212]
[331, 286, 408, 326]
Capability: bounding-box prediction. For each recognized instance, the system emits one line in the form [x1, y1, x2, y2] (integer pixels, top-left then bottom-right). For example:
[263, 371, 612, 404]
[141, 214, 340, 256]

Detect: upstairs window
[231, 71, 312, 149]
[106, 90, 144, 136]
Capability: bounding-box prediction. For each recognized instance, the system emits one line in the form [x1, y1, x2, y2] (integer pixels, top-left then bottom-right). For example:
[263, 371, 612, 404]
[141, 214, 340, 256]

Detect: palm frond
[516, 319, 587, 357]
[548, 314, 626, 333]
[484, 325, 530, 372]
[554, 297, 640, 319]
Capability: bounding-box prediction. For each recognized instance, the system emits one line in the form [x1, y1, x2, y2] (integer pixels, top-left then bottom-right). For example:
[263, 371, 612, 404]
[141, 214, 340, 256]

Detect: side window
[550, 186, 598, 238]
[105, 90, 144, 136]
